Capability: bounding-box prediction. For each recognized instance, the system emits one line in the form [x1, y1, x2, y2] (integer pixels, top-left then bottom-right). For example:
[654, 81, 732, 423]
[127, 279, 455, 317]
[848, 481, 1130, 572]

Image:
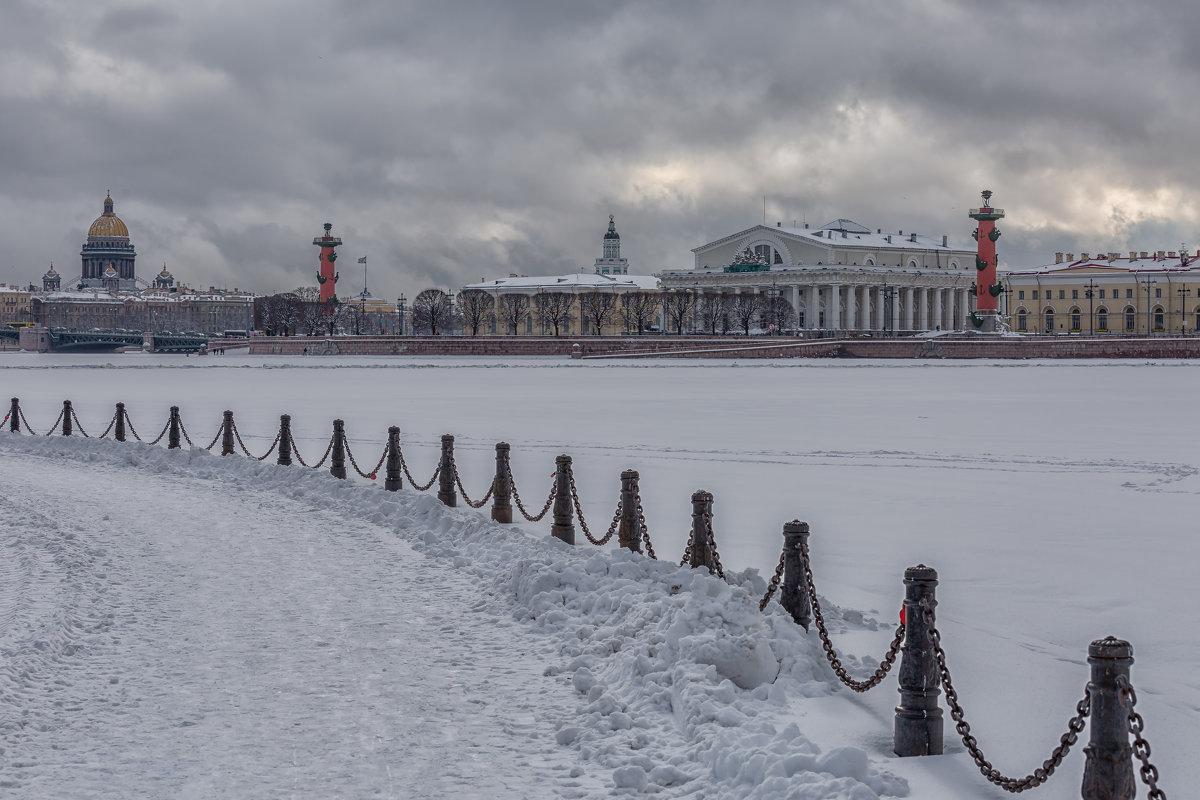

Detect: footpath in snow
[0, 432, 1139, 799]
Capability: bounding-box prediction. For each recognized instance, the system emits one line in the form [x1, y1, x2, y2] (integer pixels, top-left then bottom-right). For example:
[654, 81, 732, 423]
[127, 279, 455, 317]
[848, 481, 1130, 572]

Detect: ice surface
[0, 352, 1195, 799]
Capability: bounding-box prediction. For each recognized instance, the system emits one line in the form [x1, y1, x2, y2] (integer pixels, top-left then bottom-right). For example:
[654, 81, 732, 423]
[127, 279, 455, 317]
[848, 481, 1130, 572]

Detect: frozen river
[1, 350, 1196, 797]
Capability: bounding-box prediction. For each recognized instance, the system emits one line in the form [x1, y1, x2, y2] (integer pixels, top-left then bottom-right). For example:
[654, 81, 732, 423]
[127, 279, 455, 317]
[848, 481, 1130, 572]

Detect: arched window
[753, 244, 782, 265]
[1044, 308, 1055, 332]
[1016, 308, 1028, 332]
[1069, 307, 1081, 332]
[1097, 307, 1108, 332]
[1125, 307, 1136, 331]
[1195, 307, 1200, 332]
[865, 257, 876, 266]
[1153, 307, 1164, 331]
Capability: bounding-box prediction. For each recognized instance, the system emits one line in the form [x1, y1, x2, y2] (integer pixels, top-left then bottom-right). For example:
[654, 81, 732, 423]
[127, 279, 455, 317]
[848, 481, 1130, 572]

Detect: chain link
[177, 415, 194, 447]
[43, 407, 65, 436]
[1, 412, 8, 427]
[147, 416, 171, 445]
[289, 430, 311, 466]
[205, 423, 223, 451]
[802, 541, 903, 692]
[70, 408, 90, 438]
[567, 464, 620, 545]
[1117, 675, 1167, 800]
[308, 433, 336, 469]
[759, 551, 787, 611]
[634, 489, 656, 559]
[345, 438, 388, 479]
[399, 446, 440, 490]
[922, 602, 1092, 792]
[124, 410, 143, 441]
[232, 421, 281, 461]
[704, 510, 725, 580]
[450, 455, 495, 508]
[98, 409, 119, 439]
[506, 452, 556, 521]
[19, 407, 37, 435]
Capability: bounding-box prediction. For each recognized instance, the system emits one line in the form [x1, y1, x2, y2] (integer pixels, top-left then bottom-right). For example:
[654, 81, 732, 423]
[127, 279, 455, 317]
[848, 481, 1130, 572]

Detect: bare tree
[498, 294, 530, 335]
[696, 292, 729, 335]
[729, 293, 763, 335]
[535, 291, 574, 336]
[457, 289, 494, 336]
[579, 291, 617, 335]
[618, 291, 659, 335]
[760, 296, 797, 334]
[343, 300, 368, 336]
[411, 288, 453, 335]
[663, 290, 696, 335]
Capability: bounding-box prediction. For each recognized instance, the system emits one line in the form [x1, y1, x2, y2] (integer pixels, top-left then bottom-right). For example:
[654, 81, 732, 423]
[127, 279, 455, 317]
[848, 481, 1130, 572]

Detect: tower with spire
[81, 192, 137, 290]
[594, 214, 629, 275]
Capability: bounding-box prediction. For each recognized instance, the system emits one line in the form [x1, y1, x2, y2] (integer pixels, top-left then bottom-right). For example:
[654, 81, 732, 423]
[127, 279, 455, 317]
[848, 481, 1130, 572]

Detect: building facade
[31, 287, 255, 334]
[594, 215, 629, 275]
[1002, 251, 1200, 335]
[0, 284, 33, 325]
[659, 218, 978, 332]
[460, 273, 662, 335]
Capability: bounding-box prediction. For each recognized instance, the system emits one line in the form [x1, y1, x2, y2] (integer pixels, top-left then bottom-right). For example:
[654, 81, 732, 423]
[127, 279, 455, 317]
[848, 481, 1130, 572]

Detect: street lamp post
[398, 294, 407, 336]
[766, 282, 780, 335]
[881, 282, 896, 336]
[1177, 284, 1192, 335]
[1083, 279, 1098, 336]
[1138, 276, 1158, 335]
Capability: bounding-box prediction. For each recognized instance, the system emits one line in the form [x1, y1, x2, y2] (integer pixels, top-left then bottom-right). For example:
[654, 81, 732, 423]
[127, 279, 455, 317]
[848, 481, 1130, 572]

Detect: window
[1017, 312, 1027, 331]
[1125, 308, 1135, 331]
[1070, 309, 1081, 331]
[1154, 309, 1164, 331]
[1155, 288, 1162, 298]
[1126, 289, 1133, 299]
[1032, 290, 1039, 300]
[1018, 290, 1025, 300]
[1072, 289, 1079, 299]
[1097, 309, 1108, 331]
[1099, 289, 1106, 299]
[1044, 310, 1054, 332]
[1059, 290, 1065, 300]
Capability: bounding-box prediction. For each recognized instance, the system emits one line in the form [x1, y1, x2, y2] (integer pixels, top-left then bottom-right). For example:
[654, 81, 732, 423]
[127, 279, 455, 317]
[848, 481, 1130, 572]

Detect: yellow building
[459, 273, 663, 335]
[1002, 251, 1200, 334]
[0, 284, 33, 325]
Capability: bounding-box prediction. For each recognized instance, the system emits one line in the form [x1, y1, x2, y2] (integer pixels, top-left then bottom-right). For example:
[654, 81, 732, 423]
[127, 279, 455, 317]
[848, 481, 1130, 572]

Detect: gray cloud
[6, 0, 1200, 300]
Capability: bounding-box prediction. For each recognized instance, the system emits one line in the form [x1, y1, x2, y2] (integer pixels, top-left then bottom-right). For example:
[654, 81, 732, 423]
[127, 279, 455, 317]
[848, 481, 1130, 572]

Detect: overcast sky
[4, 0, 1200, 300]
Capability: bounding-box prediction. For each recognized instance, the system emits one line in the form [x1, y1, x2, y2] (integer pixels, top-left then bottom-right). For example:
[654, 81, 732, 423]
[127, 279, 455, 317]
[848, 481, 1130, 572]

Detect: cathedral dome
[88, 193, 129, 238]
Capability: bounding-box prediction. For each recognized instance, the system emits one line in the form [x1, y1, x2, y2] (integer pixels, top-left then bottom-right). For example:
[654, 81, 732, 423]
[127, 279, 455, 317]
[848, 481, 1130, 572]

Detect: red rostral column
[968, 190, 1005, 332]
[312, 222, 342, 307]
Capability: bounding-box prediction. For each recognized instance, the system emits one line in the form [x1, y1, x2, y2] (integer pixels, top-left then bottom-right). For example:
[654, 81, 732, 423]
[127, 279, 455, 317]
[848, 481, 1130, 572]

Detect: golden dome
[88, 194, 129, 238]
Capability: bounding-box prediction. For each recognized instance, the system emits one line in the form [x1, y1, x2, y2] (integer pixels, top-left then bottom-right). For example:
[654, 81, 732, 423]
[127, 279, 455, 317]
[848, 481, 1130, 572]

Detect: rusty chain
[19, 407, 38, 435]
[69, 408, 90, 438]
[1117, 675, 1167, 800]
[230, 419, 282, 462]
[758, 550, 787, 611]
[147, 416, 170, 445]
[505, 452, 556, 521]
[801, 541, 904, 692]
[704, 510, 725, 580]
[204, 424, 223, 450]
[922, 602, 1092, 792]
[634, 488, 656, 559]
[98, 409, 119, 439]
[177, 415, 194, 447]
[398, 446, 440, 490]
[450, 455, 495, 508]
[567, 464, 620, 545]
[679, 537, 694, 567]
[345, 438, 388, 479]
[305, 432, 336, 469]
[42, 406, 65, 436]
[1, 412, 7, 426]
[124, 410, 143, 441]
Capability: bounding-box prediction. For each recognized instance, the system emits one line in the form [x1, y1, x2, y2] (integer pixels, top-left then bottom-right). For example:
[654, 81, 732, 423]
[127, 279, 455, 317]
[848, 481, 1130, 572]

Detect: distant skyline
[5, 1, 1200, 300]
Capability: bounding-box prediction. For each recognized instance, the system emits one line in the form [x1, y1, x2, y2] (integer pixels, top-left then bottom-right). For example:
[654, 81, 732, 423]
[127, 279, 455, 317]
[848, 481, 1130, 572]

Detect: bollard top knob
[388, 425, 399, 434]
[904, 564, 938, 582]
[496, 441, 509, 451]
[621, 468, 639, 479]
[442, 433, 454, 443]
[783, 520, 809, 535]
[281, 413, 291, 421]
[691, 489, 713, 502]
[1089, 636, 1133, 661]
[556, 453, 571, 464]
[116, 402, 125, 408]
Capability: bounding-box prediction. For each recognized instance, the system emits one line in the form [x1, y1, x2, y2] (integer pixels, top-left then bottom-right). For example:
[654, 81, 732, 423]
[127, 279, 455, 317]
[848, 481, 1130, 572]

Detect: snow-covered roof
[692, 224, 969, 256]
[462, 273, 660, 292]
[1004, 256, 1200, 278]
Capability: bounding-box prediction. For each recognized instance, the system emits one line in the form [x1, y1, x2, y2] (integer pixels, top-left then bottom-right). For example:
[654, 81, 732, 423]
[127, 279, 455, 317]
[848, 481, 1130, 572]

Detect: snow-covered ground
[0, 351, 1195, 798]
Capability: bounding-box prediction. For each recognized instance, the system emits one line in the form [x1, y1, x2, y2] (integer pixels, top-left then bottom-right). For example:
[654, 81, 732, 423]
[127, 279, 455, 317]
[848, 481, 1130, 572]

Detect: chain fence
[450, 455, 495, 508]
[1118, 675, 1167, 799]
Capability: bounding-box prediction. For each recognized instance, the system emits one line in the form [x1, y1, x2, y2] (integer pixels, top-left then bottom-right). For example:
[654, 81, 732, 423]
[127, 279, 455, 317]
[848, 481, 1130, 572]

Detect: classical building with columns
[659, 218, 977, 333]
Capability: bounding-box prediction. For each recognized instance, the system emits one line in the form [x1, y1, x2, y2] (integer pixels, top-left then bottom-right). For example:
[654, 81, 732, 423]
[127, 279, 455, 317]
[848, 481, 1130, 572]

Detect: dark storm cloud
[5, 0, 1200, 297]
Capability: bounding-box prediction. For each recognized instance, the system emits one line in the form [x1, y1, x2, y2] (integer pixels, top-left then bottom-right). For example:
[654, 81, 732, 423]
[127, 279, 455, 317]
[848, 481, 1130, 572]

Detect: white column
[933, 289, 944, 330]
[859, 285, 870, 331]
[874, 287, 885, 330]
[791, 285, 800, 330]
[830, 285, 841, 330]
[807, 286, 819, 329]
[845, 285, 857, 330]
[903, 288, 914, 331]
[917, 288, 927, 331]
[960, 288, 970, 328]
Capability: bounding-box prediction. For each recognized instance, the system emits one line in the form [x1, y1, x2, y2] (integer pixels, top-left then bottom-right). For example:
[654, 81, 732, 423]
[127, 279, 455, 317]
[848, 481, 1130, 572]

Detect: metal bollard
[780, 521, 811, 629]
[8, 398, 18, 433]
[384, 426, 402, 491]
[550, 454, 575, 544]
[617, 469, 642, 553]
[277, 414, 292, 466]
[894, 565, 943, 756]
[330, 419, 347, 479]
[491, 442, 512, 523]
[168, 406, 181, 449]
[689, 490, 715, 571]
[220, 411, 235, 455]
[115, 402, 127, 442]
[437, 434, 457, 506]
[62, 400, 73, 436]
[1081, 637, 1136, 799]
